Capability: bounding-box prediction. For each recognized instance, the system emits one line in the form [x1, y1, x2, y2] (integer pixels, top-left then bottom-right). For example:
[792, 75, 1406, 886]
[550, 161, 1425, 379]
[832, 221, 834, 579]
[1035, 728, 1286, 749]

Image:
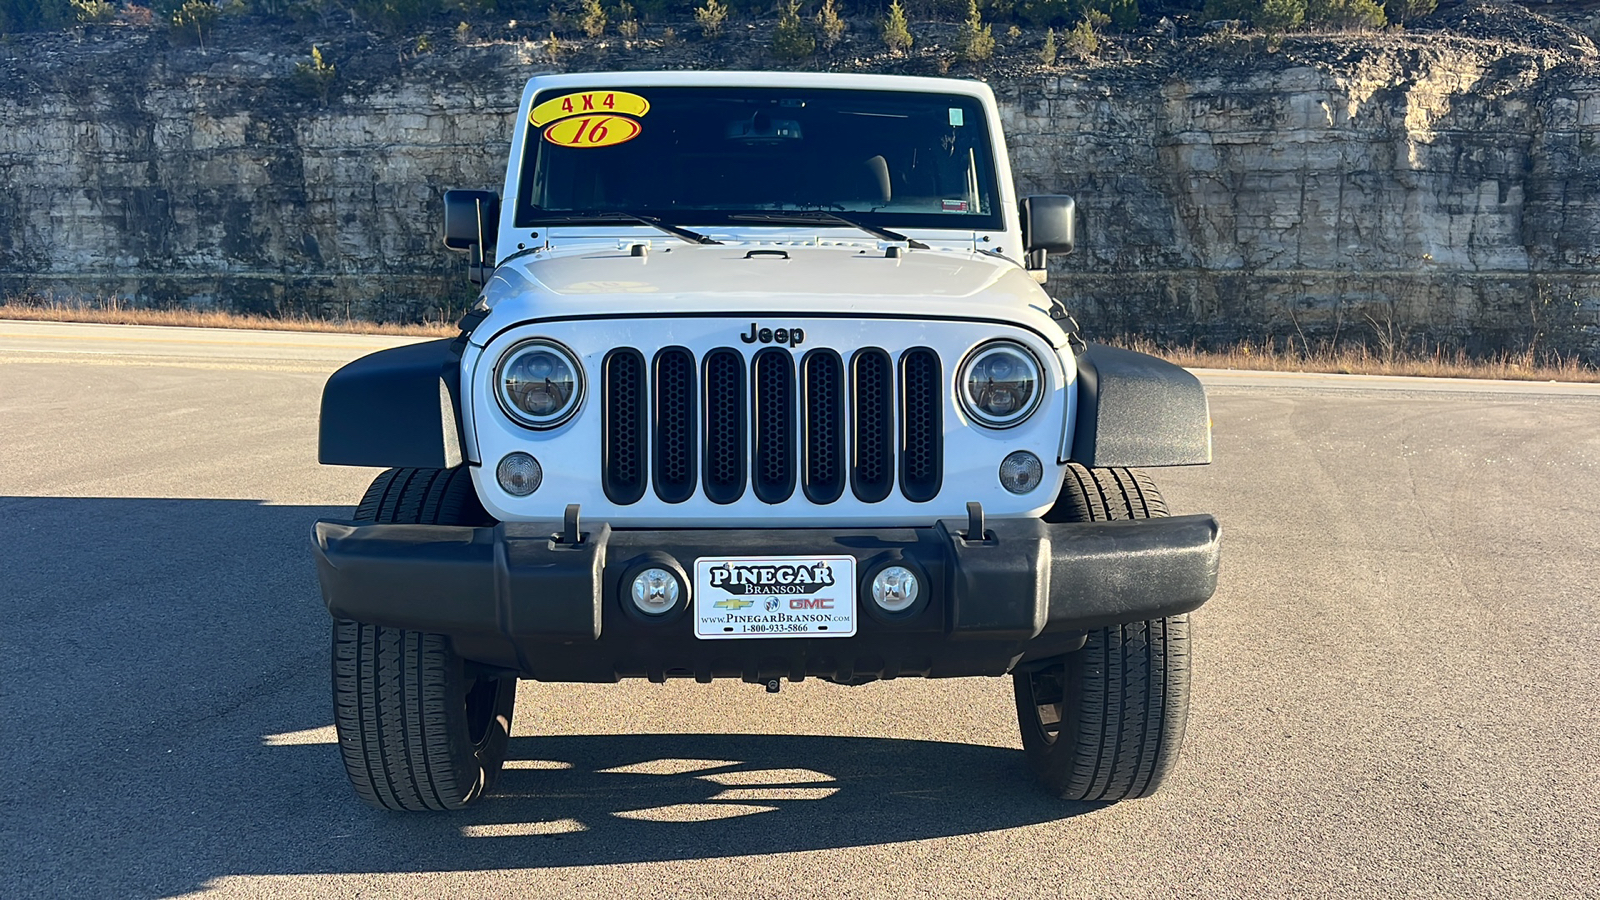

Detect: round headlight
[496, 339, 584, 429]
[958, 341, 1044, 428]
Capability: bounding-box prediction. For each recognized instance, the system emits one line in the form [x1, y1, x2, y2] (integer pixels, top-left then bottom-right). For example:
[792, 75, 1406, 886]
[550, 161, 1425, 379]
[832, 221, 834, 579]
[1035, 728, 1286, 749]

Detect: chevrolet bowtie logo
[714, 597, 755, 610]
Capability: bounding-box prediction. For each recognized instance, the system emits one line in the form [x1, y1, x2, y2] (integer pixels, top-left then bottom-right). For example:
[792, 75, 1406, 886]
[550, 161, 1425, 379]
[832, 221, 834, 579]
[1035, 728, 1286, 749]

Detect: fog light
[871, 565, 920, 613]
[630, 567, 681, 615]
[496, 452, 542, 496]
[999, 450, 1044, 494]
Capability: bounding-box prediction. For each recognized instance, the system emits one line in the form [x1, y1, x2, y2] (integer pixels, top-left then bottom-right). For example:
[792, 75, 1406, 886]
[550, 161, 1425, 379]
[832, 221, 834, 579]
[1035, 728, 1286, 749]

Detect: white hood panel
[475, 243, 1065, 347]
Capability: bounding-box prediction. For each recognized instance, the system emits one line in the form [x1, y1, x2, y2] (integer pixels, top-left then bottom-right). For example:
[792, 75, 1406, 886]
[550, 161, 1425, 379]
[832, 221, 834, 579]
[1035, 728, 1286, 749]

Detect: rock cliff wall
[3, 4, 1598, 359]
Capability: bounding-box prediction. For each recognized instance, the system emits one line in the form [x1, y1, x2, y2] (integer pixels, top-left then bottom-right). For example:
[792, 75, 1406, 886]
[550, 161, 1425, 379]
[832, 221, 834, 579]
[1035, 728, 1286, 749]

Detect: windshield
[515, 86, 1004, 232]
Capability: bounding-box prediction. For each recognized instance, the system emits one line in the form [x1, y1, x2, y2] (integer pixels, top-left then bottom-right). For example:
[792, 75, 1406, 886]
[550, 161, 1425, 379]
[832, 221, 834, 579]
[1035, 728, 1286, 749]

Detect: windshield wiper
[729, 212, 930, 250]
[545, 211, 722, 245]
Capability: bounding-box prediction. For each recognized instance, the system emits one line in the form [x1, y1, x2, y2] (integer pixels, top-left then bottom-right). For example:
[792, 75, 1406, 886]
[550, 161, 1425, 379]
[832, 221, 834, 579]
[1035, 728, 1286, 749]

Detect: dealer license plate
[693, 555, 857, 639]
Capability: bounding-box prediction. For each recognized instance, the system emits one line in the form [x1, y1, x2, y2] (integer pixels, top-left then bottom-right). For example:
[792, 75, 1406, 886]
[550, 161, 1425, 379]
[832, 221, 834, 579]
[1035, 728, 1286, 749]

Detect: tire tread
[1017, 464, 1190, 802]
[332, 467, 510, 811]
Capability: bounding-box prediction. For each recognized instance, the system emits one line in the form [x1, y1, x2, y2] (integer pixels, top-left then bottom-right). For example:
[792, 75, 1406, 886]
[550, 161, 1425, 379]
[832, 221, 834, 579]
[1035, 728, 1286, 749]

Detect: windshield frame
[513, 85, 1007, 234]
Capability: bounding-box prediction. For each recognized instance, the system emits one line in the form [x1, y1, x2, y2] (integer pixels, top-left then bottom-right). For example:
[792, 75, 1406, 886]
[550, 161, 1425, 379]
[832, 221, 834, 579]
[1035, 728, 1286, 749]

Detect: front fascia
[467, 314, 1073, 527]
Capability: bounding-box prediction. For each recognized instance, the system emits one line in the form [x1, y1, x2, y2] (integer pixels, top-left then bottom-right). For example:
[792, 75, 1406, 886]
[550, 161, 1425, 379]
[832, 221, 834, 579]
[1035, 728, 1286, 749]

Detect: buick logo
[740, 323, 805, 348]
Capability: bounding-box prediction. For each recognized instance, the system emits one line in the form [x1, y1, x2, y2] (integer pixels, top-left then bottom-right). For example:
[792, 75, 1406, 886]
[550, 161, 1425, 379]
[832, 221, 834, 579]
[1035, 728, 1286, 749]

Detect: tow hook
[766, 679, 782, 694]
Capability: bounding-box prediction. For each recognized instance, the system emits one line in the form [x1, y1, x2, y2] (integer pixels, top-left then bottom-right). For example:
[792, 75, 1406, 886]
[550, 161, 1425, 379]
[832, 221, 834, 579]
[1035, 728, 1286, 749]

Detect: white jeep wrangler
[312, 71, 1220, 811]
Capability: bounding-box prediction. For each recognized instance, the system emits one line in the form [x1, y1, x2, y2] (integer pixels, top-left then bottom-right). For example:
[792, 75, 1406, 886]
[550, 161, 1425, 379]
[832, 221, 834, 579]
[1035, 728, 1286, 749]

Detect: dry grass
[1119, 337, 1600, 384]
[3, 300, 1596, 383]
[0, 301, 456, 337]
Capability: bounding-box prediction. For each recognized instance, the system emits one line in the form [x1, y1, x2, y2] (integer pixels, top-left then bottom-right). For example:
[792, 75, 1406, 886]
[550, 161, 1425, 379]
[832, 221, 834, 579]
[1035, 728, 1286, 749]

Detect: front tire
[1016, 465, 1192, 802]
[331, 467, 516, 811]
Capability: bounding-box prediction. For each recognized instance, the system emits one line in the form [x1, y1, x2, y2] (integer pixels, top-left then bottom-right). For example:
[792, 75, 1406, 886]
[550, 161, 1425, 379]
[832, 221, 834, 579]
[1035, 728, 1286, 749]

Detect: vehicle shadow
[262, 732, 1091, 872]
[0, 496, 1090, 899]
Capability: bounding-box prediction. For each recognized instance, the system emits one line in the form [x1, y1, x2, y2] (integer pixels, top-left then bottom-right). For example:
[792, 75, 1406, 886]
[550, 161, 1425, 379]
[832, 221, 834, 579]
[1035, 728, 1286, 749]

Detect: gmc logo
[740, 323, 805, 348]
[789, 597, 834, 610]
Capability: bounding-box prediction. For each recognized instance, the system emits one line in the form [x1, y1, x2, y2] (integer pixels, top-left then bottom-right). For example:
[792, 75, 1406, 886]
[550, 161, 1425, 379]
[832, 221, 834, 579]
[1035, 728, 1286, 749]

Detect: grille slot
[652, 347, 696, 503]
[850, 348, 895, 503]
[801, 350, 846, 504]
[702, 347, 747, 504]
[899, 347, 943, 503]
[602, 349, 648, 504]
[751, 348, 797, 503]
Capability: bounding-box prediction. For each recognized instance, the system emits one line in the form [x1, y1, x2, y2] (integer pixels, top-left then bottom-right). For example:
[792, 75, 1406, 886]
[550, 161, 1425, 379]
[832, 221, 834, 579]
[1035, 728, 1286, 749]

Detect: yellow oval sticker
[543, 114, 643, 149]
[530, 91, 649, 126]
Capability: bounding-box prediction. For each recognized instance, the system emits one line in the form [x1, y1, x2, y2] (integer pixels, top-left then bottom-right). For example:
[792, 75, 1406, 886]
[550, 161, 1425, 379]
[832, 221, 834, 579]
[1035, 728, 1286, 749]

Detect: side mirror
[1020, 195, 1075, 281]
[443, 189, 500, 285]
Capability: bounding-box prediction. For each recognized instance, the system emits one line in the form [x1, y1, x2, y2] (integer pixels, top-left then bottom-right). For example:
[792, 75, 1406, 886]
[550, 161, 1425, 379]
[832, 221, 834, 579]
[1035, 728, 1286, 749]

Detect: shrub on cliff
[694, 0, 727, 40]
[170, 0, 222, 48]
[956, 0, 995, 63]
[579, 0, 605, 38]
[1064, 8, 1106, 57]
[881, 0, 911, 55]
[70, 0, 117, 24]
[616, 2, 640, 39]
[292, 44, 336, 102]
[771, 0, 815, 60]
[1307, 0, 1385, 29]
[815, 0, 844, 52]
[1204, 0, 1304, 31]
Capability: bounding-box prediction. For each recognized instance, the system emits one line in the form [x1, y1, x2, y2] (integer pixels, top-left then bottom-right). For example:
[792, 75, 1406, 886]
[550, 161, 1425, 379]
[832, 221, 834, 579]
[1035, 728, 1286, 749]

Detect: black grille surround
[599, 343, 952, 507]
[601, 349, 648, 504]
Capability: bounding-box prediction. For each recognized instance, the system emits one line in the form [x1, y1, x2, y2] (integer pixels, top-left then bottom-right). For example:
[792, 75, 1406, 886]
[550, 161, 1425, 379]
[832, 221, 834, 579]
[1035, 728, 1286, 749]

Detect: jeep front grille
[601, 345, 943, 506]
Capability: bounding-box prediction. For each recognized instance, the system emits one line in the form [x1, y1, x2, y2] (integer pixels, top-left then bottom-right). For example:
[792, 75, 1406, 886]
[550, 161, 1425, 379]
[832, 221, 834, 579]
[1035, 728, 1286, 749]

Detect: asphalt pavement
[2, 320, 1597, 899]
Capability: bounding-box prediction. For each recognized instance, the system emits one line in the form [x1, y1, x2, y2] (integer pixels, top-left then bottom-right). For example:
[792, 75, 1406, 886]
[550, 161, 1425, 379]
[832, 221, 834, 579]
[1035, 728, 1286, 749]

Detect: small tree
[695, 0, 727, 40]
[1064, 8, 1106, 59]
[545, 30, 561, 61]
[1257, 0, 1306, 30]
[772, 0, 815, 61]
[292, 45, 336, 103]
[70, 0, 117, 24]
[616, 1, 639, 39]
[955, 0, 993, 64]
[881, 0, 911, 55]
[1038, 26, 1057, 65]
[815, 0, 845, 52]
[580, 0, 605, 38]
[1307, 0, 1384, 29]
[171, 0, 220, 50]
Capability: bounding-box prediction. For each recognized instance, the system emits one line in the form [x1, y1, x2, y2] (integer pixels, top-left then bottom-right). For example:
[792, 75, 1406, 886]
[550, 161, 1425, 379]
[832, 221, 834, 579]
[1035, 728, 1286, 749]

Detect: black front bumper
[311, 515, 1220, 683]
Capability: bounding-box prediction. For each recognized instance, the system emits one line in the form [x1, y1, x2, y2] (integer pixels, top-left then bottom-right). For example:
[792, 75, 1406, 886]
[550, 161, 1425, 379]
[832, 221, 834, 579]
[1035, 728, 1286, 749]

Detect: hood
[474, 242, 1065, 347]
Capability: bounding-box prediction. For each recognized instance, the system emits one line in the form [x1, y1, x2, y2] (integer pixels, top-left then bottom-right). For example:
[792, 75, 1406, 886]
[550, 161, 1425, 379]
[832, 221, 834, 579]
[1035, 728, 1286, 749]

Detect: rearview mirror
[443, 189, 500, 285]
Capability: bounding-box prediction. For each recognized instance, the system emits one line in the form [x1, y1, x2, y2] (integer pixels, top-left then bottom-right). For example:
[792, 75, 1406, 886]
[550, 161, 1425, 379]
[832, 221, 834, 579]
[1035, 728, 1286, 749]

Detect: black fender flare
[318, 338, 466, 469]
[1069, 342, 1211, 468]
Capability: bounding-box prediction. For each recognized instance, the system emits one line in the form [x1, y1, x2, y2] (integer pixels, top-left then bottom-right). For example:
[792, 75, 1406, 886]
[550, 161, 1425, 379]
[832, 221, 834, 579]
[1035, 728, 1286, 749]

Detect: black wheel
[1016, 464, 1192, 802]
[332, 467, 516, 811]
